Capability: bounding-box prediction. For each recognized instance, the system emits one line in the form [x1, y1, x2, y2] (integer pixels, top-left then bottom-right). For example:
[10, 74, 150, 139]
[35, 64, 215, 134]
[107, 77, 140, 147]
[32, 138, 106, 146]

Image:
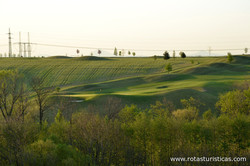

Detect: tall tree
[76, 49, 80, 55]
[154, 55, 157, 61]
[98, 49, 102, 56]
[179, 51, 186, 58]
[31, 77, 54, 127]
[114, 47, 118, 56]
[216, 89, 250, 116]
[173, 50, 176, 60]
[128, 51, 131, 55]
[163, 51, 170, 60]
[165, 63, 172, 74]
[227, 52, 233, 63]
[244, 48, 248, 54]
[121, 49, 125, 56]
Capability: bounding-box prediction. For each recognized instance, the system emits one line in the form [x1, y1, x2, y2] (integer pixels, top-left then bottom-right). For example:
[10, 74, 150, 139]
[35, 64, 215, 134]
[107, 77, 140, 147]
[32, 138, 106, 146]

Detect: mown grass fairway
[0, 55, 249, 115]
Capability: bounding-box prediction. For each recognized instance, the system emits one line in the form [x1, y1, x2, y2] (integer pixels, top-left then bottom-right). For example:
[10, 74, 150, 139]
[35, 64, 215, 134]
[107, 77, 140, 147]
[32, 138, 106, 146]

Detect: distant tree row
[114, 47, 136, 56]
[163, 51, 186, 60]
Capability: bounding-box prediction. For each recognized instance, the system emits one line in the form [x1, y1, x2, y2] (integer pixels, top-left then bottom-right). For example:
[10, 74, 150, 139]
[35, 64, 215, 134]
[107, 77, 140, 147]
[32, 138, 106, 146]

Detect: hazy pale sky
[0, 0, 250, 56]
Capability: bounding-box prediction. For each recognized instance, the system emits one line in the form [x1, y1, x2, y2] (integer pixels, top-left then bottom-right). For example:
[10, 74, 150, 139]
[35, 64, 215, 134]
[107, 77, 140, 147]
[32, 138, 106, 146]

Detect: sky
[0, 0, 250, 56]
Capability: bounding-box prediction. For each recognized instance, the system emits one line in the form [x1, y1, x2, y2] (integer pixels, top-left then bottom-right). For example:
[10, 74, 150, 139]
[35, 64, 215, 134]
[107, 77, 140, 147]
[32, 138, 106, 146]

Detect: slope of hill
[60, 55, 249, 115]
[0, 55, 249, 117]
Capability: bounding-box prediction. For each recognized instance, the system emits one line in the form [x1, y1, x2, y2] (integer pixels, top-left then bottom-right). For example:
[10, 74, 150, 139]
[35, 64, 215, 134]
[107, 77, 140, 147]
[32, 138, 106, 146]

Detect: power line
[12, 32, 32, 57]
[33, 43, 115, 50]
[13, 42, 247, 52]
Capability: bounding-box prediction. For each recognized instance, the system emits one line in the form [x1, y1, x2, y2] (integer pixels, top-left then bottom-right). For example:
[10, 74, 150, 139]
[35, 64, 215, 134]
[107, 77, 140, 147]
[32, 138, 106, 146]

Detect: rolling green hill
[60, 55, 249, 114]
[0, 56, 167, 86]
[0, 55, 249, 116]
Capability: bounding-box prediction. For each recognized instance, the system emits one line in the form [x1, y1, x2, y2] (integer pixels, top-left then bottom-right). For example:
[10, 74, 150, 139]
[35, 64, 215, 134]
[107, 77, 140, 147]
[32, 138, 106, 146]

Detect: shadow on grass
[64, 74, 196, 93]
[73, 88, 219, 116]
[203, 81, 233, 96]
[233, 55, 250, 64]
[144, 74, 195, 82]
[184, 62, 248, 75]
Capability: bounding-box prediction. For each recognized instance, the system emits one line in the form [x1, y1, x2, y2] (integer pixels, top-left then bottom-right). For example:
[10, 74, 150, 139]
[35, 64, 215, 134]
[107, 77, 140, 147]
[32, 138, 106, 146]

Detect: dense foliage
[227, 52, 234, 63]
[0, 102, 249, 165]
[165, 63, 172, 74]
[180, 52, 186, 58]
[163, 51, 170, 60]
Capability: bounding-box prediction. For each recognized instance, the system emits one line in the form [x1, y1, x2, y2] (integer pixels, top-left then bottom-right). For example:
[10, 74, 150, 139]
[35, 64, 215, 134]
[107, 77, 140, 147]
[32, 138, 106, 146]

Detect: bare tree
[173, 50, 176, 60]
[114, 47, 118, 56]
[0, 70, 29, 121]
[16, 84, 30, 122]
[31, 77, 53, 127]
[104, 97, 123, 119]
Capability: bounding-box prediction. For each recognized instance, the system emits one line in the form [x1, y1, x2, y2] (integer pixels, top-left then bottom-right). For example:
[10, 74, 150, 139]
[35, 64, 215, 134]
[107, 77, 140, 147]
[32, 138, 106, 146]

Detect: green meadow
[0, 55, 249, 116]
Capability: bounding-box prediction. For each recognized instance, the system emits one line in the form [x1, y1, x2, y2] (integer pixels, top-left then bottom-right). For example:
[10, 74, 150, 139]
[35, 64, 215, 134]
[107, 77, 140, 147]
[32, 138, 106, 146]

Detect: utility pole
[7, 28, 12, 57]
[23, 43, 27, 57]
[27, 32, 31, 57]
[208, 46, 212, 56]
[19, 32, 22, 57]
[14, 32, 32, 58]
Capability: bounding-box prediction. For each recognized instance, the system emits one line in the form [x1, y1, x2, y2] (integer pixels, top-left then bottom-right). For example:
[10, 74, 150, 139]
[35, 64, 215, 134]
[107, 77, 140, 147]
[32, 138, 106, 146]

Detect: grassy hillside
[0, 56, 230, 87]
[0, 55, 249, 117]
[60, 55, 249, 115]
[0, 56, 166, 86]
